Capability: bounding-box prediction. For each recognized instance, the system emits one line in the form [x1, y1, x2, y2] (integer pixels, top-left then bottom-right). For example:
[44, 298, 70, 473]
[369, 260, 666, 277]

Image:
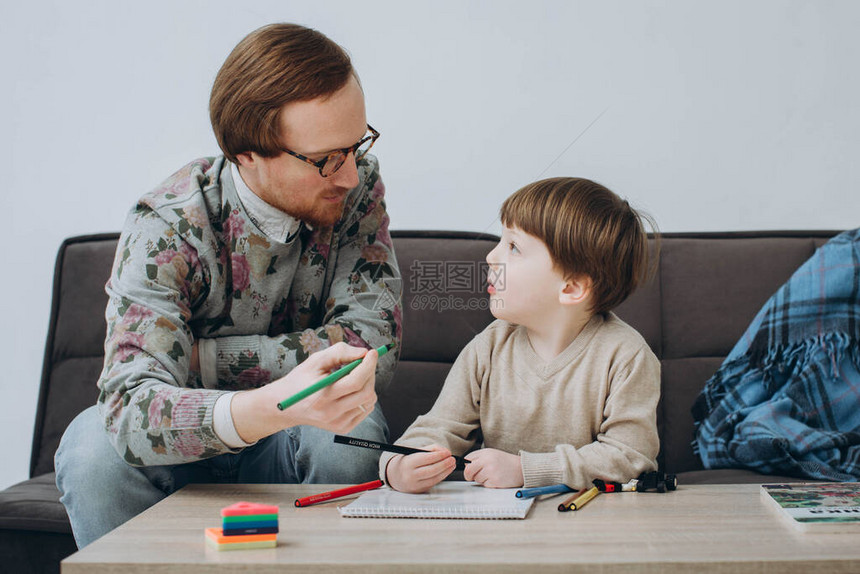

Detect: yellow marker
[557, 489, 586, 512]
[563, 486, 600, 511]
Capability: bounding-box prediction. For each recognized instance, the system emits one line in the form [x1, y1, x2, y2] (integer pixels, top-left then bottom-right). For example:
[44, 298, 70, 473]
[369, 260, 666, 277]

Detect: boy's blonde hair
[500, 177, 657, 315]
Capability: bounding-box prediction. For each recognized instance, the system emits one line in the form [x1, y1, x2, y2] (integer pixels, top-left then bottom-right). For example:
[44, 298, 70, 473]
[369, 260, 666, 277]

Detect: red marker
[294, 479, 384, 507]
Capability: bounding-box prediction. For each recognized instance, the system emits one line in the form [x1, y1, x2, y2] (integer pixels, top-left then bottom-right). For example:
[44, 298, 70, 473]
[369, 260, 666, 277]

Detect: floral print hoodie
[97, 155, 401, 466]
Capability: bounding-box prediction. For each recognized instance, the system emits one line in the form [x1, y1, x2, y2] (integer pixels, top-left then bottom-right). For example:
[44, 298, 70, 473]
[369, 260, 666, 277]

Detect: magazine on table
[760, 482, 860, 532]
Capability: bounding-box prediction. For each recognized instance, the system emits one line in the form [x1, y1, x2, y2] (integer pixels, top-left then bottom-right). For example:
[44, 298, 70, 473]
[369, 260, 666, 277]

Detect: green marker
[276, 343, 393, 411]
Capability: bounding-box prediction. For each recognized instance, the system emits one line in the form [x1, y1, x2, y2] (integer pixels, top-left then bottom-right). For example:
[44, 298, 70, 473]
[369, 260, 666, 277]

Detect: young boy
[381, 177, 660, 492]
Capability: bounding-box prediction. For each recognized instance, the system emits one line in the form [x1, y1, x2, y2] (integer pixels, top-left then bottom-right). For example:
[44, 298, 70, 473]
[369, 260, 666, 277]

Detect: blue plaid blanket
[692, 228, 860, 481]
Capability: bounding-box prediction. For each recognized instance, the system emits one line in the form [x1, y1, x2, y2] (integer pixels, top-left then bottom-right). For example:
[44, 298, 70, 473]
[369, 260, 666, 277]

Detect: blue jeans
[55, 403, 388, 548]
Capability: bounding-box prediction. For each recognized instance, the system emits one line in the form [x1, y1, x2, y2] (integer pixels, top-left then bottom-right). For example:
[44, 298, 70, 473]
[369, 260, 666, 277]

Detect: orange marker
[557, 489, 587, 512]
[568, 486, 600, 511]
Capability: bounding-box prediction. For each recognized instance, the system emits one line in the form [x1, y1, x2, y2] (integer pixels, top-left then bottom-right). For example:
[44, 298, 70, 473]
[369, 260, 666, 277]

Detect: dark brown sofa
[0, 229, 840, 572]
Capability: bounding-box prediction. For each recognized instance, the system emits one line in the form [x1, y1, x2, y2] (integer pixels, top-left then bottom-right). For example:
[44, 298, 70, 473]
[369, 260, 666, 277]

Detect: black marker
[333, 435, 469, 470]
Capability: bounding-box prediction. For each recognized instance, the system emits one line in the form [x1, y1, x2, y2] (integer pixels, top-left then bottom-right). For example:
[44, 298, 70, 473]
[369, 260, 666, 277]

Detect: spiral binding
[340, 504, 530, 519]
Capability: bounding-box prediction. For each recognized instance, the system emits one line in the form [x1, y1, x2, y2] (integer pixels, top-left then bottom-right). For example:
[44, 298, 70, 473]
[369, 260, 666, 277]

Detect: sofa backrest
[31, 230, 840, 478]
[31, 234, 119, 477]
[377, 231, 498, 438]
[617, 231, 838, 473]
[30, 231, 498, 477]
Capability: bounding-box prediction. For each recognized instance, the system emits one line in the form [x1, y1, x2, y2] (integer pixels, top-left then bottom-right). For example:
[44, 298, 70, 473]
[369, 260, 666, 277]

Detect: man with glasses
[55, 23, 401, 548]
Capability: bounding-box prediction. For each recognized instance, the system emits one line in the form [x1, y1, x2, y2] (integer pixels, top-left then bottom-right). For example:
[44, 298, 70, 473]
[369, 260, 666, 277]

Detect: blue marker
[515, 484, 574, 499]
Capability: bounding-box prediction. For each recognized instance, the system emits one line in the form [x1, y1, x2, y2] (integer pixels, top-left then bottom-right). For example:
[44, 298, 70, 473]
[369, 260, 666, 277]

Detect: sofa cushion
[0, 529, 76, 574]
[383, 231, 499, 440]
[50, 237, 115, 362]
[24, 230, 846, 487]
[659, 357, 725, 473]
[394, 231, 498, 363]
[31, 235, 116, 478]
[32, 358, 104, 478]
[660, 236, 818, 360]
[0, 473, 70, 533]
[676, 468, 813, 485]
[380, 361, 455, 441]
[613, 240, 662, 356]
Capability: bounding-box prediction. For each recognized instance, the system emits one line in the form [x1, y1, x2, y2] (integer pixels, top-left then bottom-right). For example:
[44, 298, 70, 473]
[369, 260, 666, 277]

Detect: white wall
[2, 0, 859, 490]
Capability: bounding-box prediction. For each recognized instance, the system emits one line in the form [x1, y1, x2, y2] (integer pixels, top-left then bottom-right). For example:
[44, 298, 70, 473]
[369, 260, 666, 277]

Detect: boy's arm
[379, 337, 485, 484]
[519, 348, 661, 488]
[198, 164, 401, 393]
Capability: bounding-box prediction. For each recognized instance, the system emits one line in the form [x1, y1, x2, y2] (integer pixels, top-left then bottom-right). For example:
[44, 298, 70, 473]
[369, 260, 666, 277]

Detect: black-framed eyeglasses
[280, 124, 380, 178]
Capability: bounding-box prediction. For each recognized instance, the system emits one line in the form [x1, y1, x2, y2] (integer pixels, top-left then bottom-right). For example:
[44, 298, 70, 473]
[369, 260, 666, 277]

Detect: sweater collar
[518, 313, 606, 378]
[229, 162, 304, 244]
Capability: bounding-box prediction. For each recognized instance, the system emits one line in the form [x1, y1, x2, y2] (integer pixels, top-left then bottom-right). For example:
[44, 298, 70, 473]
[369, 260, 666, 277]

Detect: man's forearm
[198, 323, 398, 391]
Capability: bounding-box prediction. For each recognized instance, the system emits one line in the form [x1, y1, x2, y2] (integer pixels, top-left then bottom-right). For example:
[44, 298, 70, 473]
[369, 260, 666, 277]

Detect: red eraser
[221, 501, 280, 517]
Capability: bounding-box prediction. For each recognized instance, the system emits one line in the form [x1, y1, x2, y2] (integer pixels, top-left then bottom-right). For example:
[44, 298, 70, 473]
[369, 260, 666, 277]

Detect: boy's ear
[559, 274, 592, 306]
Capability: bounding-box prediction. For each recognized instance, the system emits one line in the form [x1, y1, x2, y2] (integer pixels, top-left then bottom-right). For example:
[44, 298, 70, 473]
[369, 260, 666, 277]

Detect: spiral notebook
[337, 482, 535, 519]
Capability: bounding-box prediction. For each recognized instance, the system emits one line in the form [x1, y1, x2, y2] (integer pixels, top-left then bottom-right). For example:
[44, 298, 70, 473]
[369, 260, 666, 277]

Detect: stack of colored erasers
[204, 502, 279, 551]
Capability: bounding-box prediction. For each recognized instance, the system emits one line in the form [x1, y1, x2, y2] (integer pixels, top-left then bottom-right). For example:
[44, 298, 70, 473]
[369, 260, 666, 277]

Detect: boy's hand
[385, 445, 457, 493]
[463, 448, 524, 488]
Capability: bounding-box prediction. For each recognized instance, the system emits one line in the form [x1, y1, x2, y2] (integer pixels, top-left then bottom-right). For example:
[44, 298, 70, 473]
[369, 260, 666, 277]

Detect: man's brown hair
[209, 23, 354, 164]
[500, 177, 657, 315]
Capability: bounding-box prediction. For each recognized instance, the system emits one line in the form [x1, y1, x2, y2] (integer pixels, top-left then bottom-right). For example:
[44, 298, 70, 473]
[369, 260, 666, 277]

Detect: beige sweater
[380, 314, 660, 488]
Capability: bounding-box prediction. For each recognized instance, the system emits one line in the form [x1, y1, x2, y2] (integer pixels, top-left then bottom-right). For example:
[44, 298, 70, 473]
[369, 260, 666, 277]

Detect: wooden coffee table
[62, 483, 860, 573]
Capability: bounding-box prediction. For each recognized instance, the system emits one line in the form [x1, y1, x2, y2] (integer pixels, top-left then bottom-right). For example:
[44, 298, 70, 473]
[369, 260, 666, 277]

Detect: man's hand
[230, 342, 378, 443]
[385, 445, 457, 493]
[463, 448, 524, 488]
